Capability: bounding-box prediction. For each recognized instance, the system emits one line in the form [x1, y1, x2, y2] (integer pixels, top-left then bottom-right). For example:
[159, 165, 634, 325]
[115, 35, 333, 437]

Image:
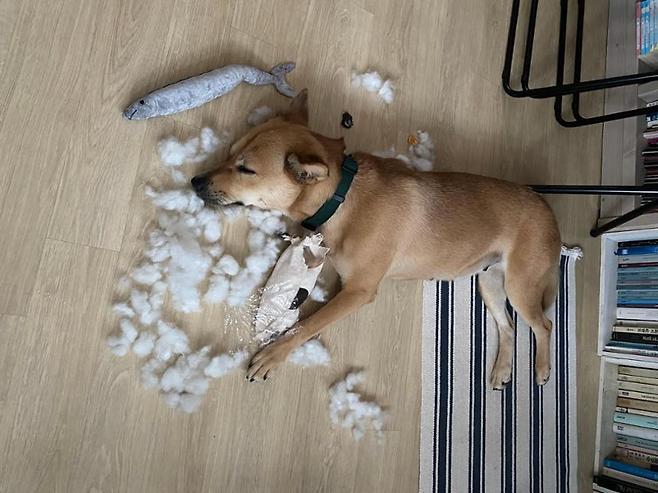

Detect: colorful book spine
[638, 1, 643, 57]
[614, 422, 658, 441]
[618, 245, 658, 255]
[604, 458, 658, 481]
[615, 432, 658, 450]
[616, 455, 658, 471]
[614, 411, 658, 429]
[609, 341, 658, 352]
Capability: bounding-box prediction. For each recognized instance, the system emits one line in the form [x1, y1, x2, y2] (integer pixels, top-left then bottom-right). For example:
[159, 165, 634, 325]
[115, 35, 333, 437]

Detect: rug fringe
[561, 245, 583, 259]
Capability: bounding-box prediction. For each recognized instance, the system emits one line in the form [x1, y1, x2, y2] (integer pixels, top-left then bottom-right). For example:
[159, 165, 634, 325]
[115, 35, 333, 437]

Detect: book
[618, 441, 658, 456]
[616, 307, 658, 321]
[602, 466, 658, 489]
[604, 458, 658, 481]
[617, 405, 658, 418]
[618, 261, 658, 268]
[620, 367, 658, 379]
[606, 344, 658, 357]
[609, 341, 658, 351]
[619, 389, 658, 402]
[617, 446, 658, 466]
[618, 371, 658, 384]
[614, 422, 658, 441]
[615, 455, 658, 471]
[614, 410, 658, 429]
[617, 280, 658, 286]
[638, 0, 643, 57]
[618, 246, 658, 256]
[619, 380, 658, 396]
[619, 397, 658, 414]
[612, 332, 658, 344]
[619, 240, 658, 248]
[595, 474, 655, 493]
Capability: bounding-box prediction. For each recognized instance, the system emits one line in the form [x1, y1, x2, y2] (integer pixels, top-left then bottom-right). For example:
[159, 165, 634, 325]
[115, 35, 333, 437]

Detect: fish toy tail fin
[270, 62, 297, 98]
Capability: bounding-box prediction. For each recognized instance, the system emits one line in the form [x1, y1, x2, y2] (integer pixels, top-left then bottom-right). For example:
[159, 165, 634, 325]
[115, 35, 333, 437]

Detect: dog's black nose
[191, 175, 209, 192]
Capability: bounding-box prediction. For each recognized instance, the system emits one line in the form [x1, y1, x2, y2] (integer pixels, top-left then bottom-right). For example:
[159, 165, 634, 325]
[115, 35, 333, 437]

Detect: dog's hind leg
[478, 265, 515, 389]
[503, 246, 559, 386]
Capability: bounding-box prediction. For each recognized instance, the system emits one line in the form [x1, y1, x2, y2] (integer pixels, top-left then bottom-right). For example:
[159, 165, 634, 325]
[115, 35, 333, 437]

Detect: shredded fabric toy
[254, 234, 329, 342]
[328, 371, 387, 442]
[373, 130, 435, 172]
[351, 70, 396, 104]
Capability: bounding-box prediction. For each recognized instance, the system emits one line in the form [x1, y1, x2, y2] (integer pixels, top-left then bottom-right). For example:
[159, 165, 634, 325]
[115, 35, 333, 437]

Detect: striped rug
[420, 250, 580, 493]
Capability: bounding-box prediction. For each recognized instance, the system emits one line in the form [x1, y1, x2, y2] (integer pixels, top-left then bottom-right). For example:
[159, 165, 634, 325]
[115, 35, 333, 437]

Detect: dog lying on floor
[191, 90, 562, 388]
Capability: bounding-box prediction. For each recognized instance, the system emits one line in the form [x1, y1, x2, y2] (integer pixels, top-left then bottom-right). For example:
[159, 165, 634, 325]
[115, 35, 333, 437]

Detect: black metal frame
[527, 185, 658, 236]
[503, 0, 658, 127]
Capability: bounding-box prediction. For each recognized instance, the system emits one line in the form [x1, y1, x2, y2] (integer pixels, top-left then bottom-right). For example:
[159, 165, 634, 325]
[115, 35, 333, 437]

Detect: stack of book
[595, 366, 658, 492]
[637, 0, 658, 57]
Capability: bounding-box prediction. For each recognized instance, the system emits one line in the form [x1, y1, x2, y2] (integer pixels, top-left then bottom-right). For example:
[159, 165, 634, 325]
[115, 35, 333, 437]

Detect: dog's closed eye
[237, 164, 256, 175]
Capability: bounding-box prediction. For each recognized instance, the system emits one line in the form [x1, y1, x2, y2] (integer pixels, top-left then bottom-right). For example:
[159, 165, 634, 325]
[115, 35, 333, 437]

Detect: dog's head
[191, 90, 345, 217]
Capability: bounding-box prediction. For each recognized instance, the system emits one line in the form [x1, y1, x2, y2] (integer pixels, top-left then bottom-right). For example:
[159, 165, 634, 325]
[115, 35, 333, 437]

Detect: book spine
[639, 1, 643, 57]
[618, 441, 658, 456]
[604, 458, 658, 481]
[616, 455, 658, 471]
[609, 341, 658, 351]
[614, 326, 658, 335]
[620, 390, 658, 402]
[602, 466, 658, 489]
[618, 397, 658, 414]
[619, 240, 658, 248]
[616, 446, 658, 466]
[618, 246, 658, 255]
[595, 474, 654, 493]
[612, 332, 658, 344]
[617, 405, 658, 418]
[620, 367, 658, 378]
[617, 307, 658, 321]
[615, 422, 658, 441]
[618, 373, 658, 385]
[614, 410, 658, 429]
[606, 345, 658, 357]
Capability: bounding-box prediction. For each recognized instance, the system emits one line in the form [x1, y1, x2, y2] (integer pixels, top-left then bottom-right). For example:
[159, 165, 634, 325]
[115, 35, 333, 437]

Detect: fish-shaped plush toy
[123, 62, 296, 120]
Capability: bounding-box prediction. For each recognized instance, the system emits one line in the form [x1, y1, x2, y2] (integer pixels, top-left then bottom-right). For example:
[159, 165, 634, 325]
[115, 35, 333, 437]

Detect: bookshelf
[594, 228, 658, 491]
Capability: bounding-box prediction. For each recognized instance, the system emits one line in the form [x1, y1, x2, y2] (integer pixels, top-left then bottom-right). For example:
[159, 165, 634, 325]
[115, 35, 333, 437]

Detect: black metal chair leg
[590, 199, 658, 237]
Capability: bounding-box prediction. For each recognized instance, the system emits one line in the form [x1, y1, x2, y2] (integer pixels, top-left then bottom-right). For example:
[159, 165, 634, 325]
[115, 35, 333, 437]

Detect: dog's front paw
[246, 338, 294, 382]
[535, 364, 551, 386]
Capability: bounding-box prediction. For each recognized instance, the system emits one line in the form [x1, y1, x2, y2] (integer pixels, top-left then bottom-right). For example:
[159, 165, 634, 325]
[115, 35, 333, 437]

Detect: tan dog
[192, 90, 562, 387]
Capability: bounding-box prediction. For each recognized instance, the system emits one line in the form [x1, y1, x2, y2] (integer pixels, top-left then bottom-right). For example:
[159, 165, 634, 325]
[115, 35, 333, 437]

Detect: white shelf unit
[594, 357, 658, 476]
[598, 228, 658, 364]
[594, 228, 658, 486]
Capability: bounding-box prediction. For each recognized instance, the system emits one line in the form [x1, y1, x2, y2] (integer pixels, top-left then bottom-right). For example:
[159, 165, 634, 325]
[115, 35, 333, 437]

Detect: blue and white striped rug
[420, 250, 580, 493]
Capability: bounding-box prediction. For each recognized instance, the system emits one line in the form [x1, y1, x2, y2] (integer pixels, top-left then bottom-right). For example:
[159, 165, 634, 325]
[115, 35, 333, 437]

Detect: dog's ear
[285, 152, 328, 184]
[283, 89, 309, 125]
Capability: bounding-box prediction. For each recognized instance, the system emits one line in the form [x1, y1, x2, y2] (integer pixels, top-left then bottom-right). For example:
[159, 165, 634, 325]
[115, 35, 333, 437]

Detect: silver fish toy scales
[123, 62, 296, 120]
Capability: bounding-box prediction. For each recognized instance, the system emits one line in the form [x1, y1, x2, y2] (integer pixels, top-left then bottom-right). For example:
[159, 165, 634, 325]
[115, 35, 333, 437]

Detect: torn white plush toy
[373, 130, 435, 172]
[287, 339, 331, 368]
[254, 234, 329, 343]
[328, 370, 387, 443]
[351, 70, 396, 104]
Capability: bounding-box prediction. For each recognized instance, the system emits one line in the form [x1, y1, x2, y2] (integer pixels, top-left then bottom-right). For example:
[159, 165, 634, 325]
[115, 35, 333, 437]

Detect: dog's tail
[270, 62, 297, 98]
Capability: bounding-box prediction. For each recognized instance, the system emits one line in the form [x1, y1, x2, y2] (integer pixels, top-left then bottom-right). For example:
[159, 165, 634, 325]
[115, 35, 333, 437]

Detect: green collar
[301, 155, 359, 231]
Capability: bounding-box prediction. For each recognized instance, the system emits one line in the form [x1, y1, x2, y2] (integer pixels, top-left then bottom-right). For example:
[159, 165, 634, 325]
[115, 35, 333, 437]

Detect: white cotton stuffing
[374, 130, 435, 172]
[106, 319, 139, 357]
[108, 127, 289, 412]
[112, 302, 135, 319]
[132, 331, 156, 358]
[204, 349, 248, 378]
[309, 285, 329, 303]
[351, 71, 396, 104]
[287, 339, 331, 367]
[130, 262, 162, 286]
[328, 371, 387, 443]
[247, 105, 275, 126]
[154, 320, 190, 362]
